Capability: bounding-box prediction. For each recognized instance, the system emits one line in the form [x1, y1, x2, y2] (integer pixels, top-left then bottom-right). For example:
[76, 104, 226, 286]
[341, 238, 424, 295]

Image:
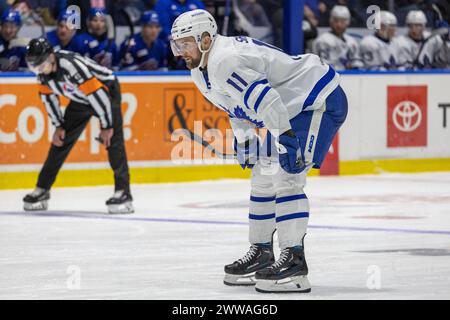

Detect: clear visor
[27, 56, 52, 74]
[170, 39, 198, 56]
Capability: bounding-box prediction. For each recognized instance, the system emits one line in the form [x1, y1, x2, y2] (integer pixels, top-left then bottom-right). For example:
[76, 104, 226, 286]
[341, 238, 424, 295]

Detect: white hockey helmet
[379, 11, 397, 26]
[330, 5, 351, 21]
[406, 10, 427, 25]
[171, 9, 217, 53]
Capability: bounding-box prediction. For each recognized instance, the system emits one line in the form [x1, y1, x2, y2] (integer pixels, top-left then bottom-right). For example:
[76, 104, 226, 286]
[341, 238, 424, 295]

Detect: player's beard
[185, 56, 201, 70]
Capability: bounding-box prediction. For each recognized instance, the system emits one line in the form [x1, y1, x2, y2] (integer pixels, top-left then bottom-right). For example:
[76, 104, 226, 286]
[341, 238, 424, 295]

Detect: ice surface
[0, 172, 449, 299]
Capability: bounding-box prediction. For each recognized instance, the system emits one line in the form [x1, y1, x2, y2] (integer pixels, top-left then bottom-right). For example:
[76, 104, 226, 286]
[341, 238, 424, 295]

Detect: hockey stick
[118, 7, 136, 69]
[30, 11, 46, 37]
[96, 129, 235, 158]
[105, 14, 116, 52]
[222, 0, 232, 36]
[180, 129, 237, 160]
[7, 12, 42, 51]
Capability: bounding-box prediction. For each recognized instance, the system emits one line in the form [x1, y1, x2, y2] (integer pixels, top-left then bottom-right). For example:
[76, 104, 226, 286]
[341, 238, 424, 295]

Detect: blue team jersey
[79, 32, 119, 68]
[154, 0, 205, 39]
[46, 30, 87, 55]
[119, 33, 168, 70]
[0, 36, 27, 71]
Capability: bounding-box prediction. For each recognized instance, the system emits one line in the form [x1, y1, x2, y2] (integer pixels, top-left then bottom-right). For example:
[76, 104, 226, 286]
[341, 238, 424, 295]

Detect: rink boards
[0, 70, 450, 189]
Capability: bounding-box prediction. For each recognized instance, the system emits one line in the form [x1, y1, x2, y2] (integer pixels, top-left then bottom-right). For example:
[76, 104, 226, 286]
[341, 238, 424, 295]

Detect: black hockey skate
[106, 190, 134, 214]
[223, 243, 274, 286]
[255, 245, 311, 293]
[23, 188, 50, 211]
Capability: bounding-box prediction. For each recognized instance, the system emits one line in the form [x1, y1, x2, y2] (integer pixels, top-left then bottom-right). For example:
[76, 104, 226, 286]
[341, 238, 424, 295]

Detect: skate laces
[271, 248, 291, 269]
[237, 245, 259, 264]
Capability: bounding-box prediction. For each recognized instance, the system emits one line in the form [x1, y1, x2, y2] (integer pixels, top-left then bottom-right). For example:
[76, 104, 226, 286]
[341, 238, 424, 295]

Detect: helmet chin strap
[197, 39, 214, 69]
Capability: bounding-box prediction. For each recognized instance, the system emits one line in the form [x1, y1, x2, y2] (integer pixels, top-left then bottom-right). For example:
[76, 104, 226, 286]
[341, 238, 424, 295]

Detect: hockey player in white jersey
[360, 11, 398, 70]
[171, 9, 348, 293]
[312, 5, 363, 70]
[394, 10, 429, 69]
[416, 21, 450, 69]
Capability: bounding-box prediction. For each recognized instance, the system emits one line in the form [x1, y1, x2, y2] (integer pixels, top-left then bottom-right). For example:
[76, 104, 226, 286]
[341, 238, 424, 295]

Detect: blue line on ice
[1, 210, 450, 236]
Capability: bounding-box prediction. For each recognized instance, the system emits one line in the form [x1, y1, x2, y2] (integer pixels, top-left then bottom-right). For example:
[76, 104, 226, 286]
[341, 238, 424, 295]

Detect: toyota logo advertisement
[392, 100, 422, 133]
[387, 86, 427, 148]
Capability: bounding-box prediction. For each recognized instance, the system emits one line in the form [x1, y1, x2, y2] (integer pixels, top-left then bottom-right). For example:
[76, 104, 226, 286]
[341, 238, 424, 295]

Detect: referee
[22, 38, 133, 214]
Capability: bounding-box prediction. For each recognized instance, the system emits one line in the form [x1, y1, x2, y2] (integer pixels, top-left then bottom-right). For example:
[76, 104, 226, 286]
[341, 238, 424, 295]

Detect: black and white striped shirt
[38, 50, 116, 129]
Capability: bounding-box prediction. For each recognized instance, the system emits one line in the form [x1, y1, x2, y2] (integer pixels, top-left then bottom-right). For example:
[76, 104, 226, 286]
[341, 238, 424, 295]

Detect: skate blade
[108, 202, 134, 214]
[223, 273, 257, 286]
[255, 275, 311, 293]
[23, 200, 48, 211]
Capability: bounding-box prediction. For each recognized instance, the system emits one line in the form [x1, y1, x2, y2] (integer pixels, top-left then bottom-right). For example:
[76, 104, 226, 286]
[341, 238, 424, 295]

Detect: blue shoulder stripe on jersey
[231, 72, 248, 86]
[244, 79, 268, 109]
[249, 213, 276, 220]
[303, 66, 336, 109]
[275, 194, 307, 204]
[226, 78, 244, 92]
[250, 195, 276, 202]
[254, 86, 271, 112]
[276, 212, 309, 222]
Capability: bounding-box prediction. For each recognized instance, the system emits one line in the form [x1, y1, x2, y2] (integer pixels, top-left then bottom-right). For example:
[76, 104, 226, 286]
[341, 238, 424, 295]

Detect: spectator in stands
[303, 2, 319, 51]
[394, 10, 429, 69]
[237, 0, 272, 28]
[305, 0, 319, 19]
[233, 0, 273, 44]
[259, 0, 318, 51]
[154, 0, 205, 40]
[0, 1, 11, 19]
[318, 0, 343, 25]
[313, 5, 363, 69]
[143, 0, 157, 10]
[0, 9, 27, 71]
[11, 0, 34, 25]
[27, 0, 67, 25]
[360, 10, 398, 70]
[67, 0, 114, 33]
[258, 0, 282, 46]
[12, 0, 48, 37]
[118, 10, 168, 71]
[80, 8, 118, 69]
[46, 11, 87, 54]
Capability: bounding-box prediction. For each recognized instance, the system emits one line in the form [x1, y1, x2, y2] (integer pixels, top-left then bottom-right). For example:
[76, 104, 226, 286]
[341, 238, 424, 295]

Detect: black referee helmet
[25, 37, 54, 67]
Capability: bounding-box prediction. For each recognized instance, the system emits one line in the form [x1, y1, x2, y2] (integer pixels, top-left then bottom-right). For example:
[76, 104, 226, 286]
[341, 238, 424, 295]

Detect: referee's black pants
[36, 79, 131, 193]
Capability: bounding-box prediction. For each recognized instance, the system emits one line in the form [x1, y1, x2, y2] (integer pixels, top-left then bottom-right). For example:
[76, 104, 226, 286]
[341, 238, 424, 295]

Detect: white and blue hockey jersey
[392, 31, 430, 69]
[312, 31, 363, 70]
[360, 34, 397, 70]
[191, 35, 340, 142]
[416, 33, 450, 68]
